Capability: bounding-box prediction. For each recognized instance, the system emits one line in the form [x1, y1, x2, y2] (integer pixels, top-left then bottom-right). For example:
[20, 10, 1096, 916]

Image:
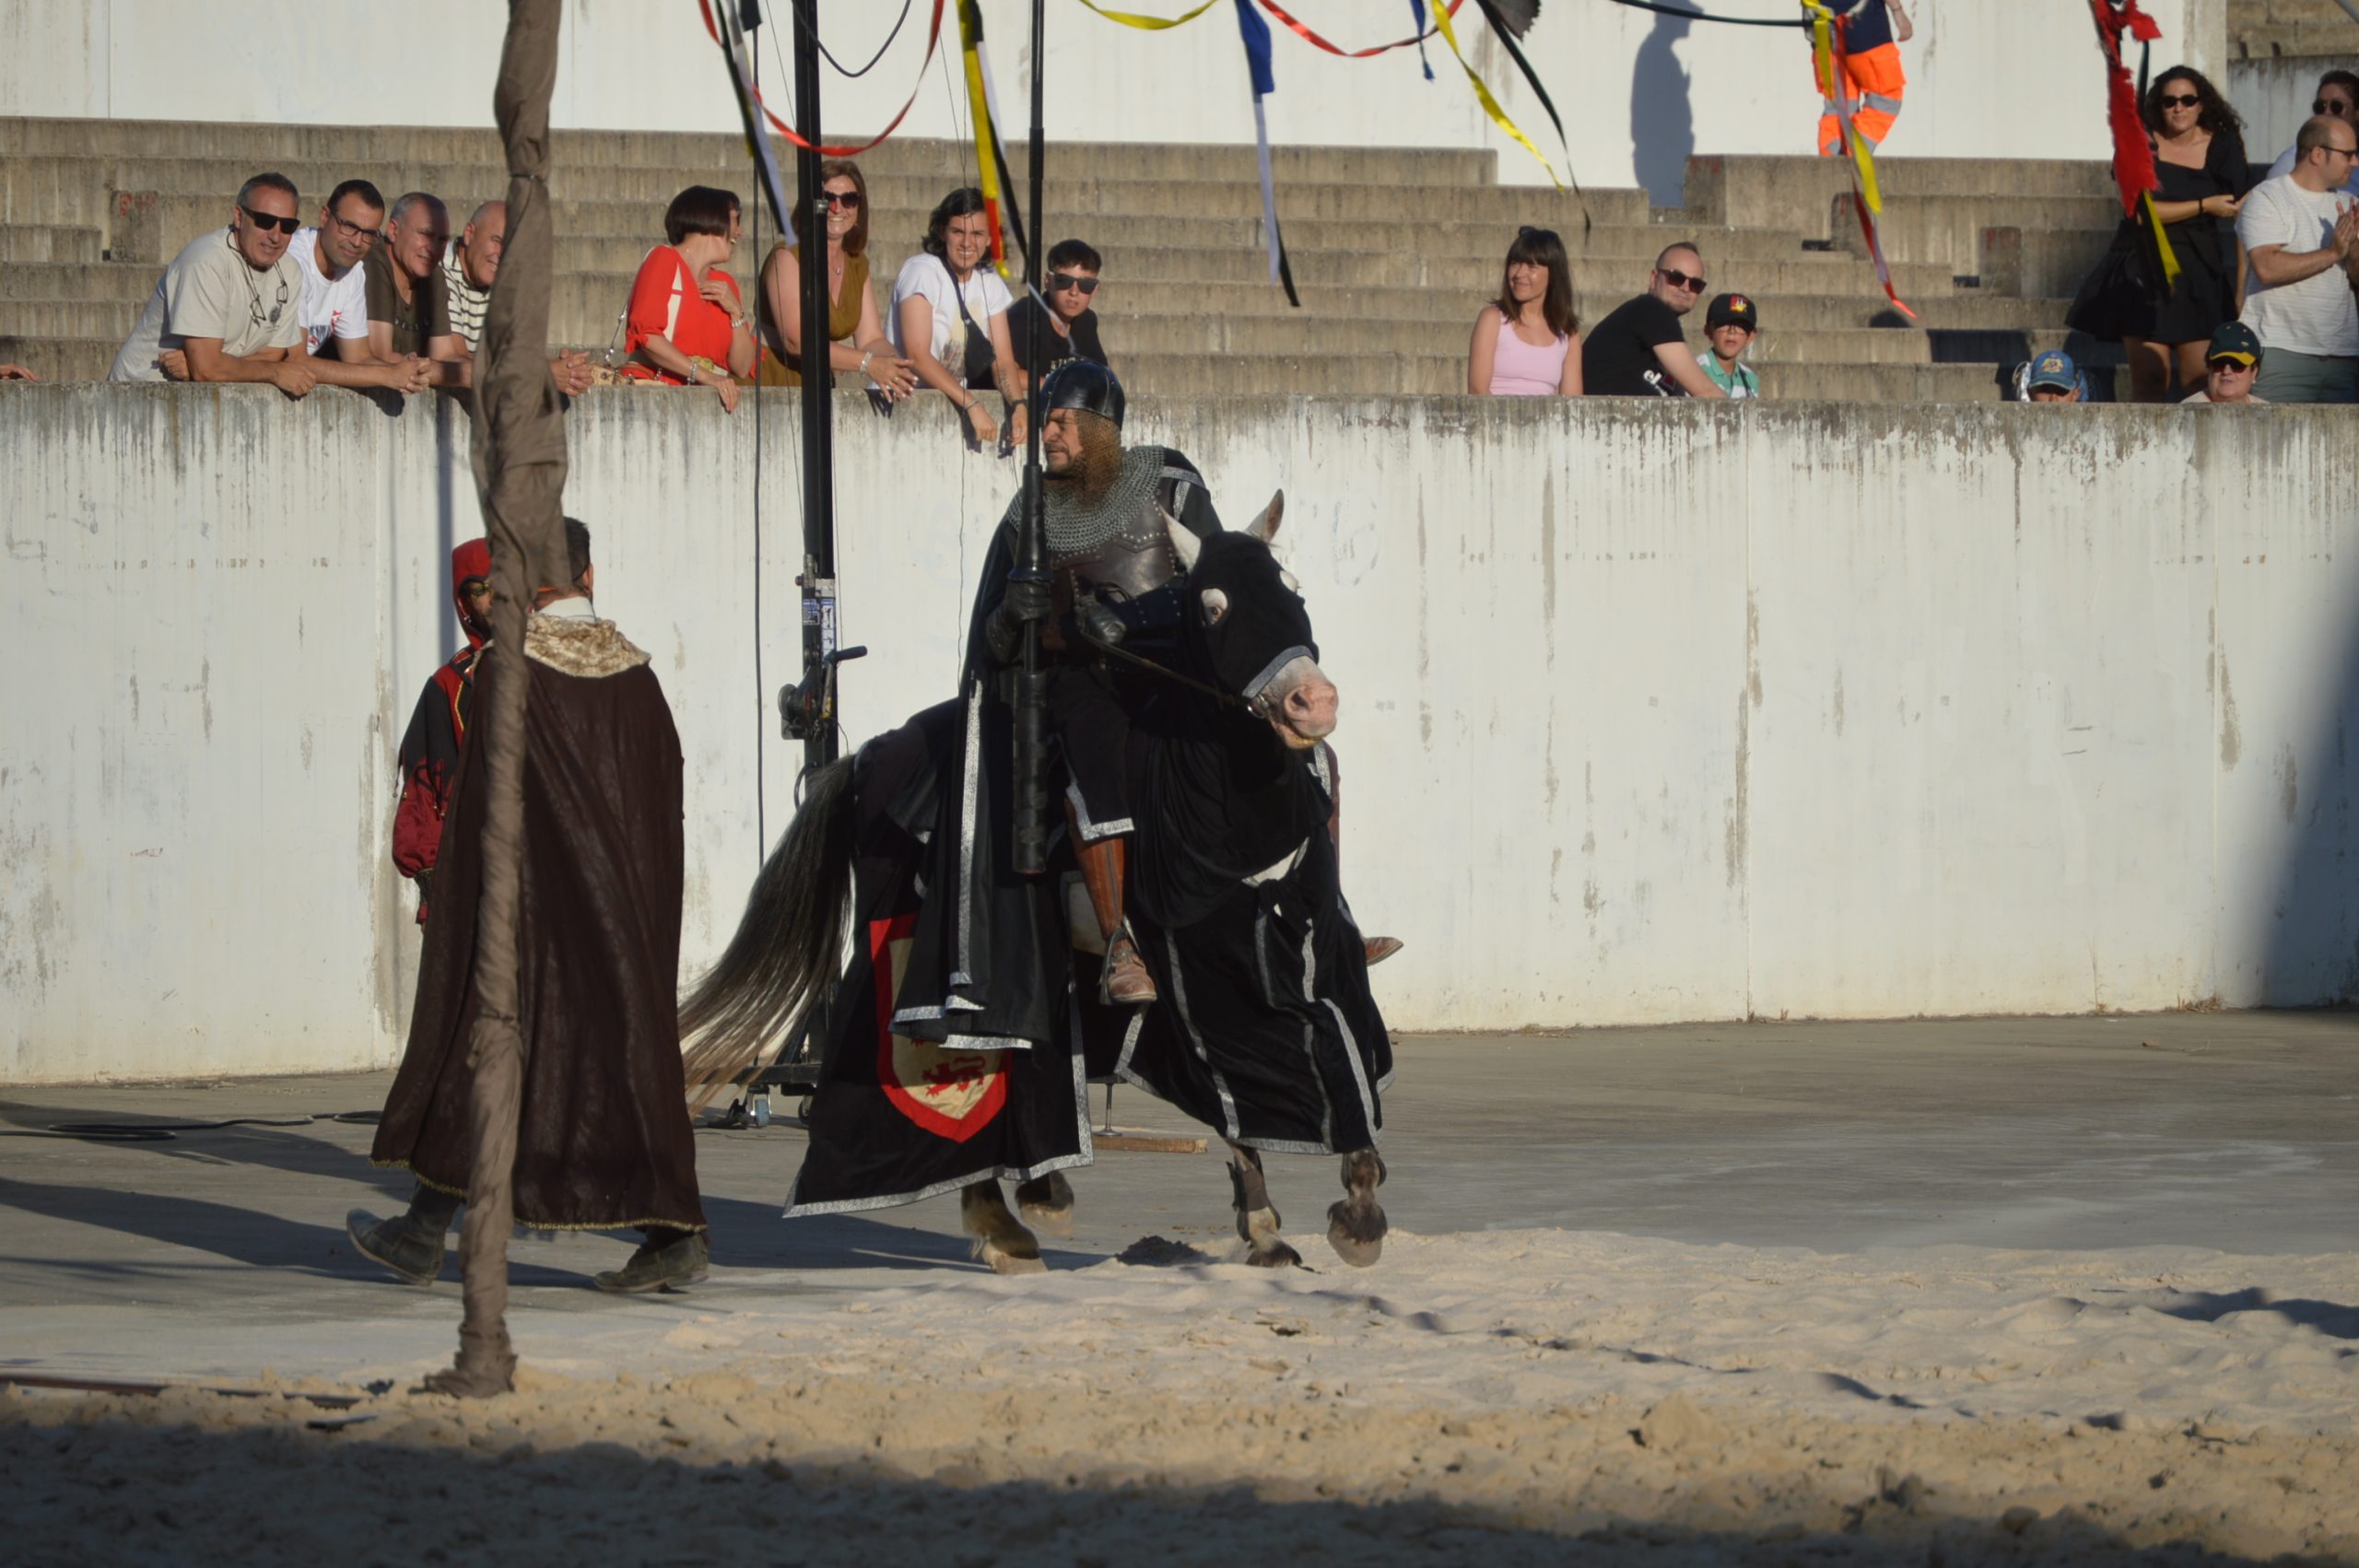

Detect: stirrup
[1099, 922, 1158, 1007]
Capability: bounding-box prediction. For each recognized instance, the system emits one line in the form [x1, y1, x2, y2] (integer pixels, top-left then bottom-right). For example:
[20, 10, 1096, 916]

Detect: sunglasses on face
[2208, 357, 2251, 371]
[1049, 272, 1099, 295]
[2318, 99, 2354, 115]
[1657, 265, 1706, 292]
[2158, 92, 2201, 109]
[240, 205, 301, 235]
[822, 190, 862, 210]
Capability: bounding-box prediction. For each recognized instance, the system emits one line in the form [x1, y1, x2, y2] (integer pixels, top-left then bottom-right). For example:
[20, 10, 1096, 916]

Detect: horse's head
[1166, 493, 1338, 750]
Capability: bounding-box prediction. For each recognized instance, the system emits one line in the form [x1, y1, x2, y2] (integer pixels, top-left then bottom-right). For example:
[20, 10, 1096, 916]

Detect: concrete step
[0, 334, 113, 382]
[1686, 156, 2117, 235]
[0, 263, 160, 303]
[0, 224, 103, 264]
[0, 122, 1501, 189]
[2233, 23, 2359, 56]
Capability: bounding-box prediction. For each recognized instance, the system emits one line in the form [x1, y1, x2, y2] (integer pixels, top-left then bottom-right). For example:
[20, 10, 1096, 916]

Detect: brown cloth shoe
[593, 1231, 710, 1294]
[1363, 936, 1404, 966]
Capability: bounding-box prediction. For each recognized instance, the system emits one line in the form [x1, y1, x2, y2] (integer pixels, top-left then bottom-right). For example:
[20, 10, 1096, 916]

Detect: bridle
[1074, 619, 1266, 718]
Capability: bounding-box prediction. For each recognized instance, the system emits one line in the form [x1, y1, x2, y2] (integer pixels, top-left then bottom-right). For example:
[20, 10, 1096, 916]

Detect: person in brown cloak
[349, 517, 710, 1294]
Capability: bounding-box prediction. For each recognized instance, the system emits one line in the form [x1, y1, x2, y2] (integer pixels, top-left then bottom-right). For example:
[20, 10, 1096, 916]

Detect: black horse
[681, 495, 1391, 1270]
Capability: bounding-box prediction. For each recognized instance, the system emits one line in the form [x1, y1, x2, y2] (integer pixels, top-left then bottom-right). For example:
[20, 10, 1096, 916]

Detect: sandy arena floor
[4, 1016, 2356, 1564]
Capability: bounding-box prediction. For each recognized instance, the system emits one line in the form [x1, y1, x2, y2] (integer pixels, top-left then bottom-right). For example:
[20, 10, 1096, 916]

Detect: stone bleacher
[2232, 0, 2359, 57]
[0, 116, 2128, 400]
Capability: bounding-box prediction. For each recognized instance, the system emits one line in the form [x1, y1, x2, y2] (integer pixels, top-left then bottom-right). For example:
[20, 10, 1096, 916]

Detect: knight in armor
[978, 360, 1210, 1005]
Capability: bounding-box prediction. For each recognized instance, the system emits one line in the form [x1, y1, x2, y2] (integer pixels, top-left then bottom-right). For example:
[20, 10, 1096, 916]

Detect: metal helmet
[1039, 358, 1125, 429]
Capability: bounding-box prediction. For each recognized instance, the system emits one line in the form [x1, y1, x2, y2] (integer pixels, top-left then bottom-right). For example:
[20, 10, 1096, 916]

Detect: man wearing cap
[1701, 293, 1761, 399]
[2236, 114, 2359, 404]
[2021, 350, 2086, 403]
[2181, 322, 2267, 404]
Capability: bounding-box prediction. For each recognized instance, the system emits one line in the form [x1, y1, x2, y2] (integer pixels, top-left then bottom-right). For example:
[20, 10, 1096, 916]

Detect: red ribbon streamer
[698, 0, 946, 157]
[2086, 0, 2163, 219]
[1253, 0, 1467, 59]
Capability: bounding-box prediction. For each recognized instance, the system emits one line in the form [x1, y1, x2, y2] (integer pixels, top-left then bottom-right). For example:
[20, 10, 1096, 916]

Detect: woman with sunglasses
[2118, 68, 2253, 402]
[756, 159, 915, 399]
[889, 187, 1027, 450]
[617, 185, 757, 412]
[1469, 226, 1580, 396]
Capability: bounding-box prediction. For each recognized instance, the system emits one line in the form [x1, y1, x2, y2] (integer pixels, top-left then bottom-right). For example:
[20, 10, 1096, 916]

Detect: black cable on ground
[0, 1111, 381, 1143]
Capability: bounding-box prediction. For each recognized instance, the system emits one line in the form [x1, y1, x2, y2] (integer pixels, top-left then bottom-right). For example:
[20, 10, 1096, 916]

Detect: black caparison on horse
[680, 494, 1392, 1271]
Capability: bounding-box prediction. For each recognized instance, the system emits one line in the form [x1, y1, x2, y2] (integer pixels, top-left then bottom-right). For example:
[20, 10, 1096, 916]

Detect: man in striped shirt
[441, 198, 594, 393]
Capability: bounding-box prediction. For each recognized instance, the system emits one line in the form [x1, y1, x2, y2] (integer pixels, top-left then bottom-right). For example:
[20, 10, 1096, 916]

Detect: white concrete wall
[2230, 55, 2355, 172]
[5, 385, 2359, 1084]
[0, 0, 2206, 200]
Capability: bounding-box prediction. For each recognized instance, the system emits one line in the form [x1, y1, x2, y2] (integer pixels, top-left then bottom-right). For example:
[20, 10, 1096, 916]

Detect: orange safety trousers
[1814, 39, 1905, 156]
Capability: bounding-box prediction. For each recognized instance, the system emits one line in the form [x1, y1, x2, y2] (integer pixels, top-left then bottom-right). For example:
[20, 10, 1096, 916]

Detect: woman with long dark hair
[756, 158, 914, 397]
[2124, 66, 2253, 402]
[888, 186, 1027, 448]
[1468, 226, 1581, 395]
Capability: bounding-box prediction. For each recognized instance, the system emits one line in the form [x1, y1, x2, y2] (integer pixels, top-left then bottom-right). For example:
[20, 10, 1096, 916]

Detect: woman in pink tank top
[1468, 225, 1581, 396]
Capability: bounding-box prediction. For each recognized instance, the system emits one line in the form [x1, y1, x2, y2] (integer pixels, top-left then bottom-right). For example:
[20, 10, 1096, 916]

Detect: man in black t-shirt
[1009, 237, 1110, 390]
[1579, 241, 1725, 398]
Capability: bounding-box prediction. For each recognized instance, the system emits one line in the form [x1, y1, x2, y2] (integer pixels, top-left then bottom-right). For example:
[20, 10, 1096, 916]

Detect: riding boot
[1076, 832, 1156, 1005]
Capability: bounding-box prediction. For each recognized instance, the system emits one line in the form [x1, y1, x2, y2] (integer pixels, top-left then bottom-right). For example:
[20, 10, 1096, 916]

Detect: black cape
[372, 614, 706, 1234]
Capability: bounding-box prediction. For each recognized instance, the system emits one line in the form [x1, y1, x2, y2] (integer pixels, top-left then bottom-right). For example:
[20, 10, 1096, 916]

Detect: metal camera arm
[779, 645, 867, 743]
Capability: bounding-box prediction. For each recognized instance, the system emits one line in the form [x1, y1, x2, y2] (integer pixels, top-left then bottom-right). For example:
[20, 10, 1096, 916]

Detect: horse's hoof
[1238, 1205, 1299, 1268]
[1247, 1236, 1304, 1269]
[1015, 1171, 1075, 1236]
[1326, 1197, 1387, 1268]
[980, 1242, 1049, 1276]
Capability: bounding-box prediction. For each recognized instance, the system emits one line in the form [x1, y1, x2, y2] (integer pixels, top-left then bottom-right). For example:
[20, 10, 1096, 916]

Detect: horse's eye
[1200, 586, 1229, 626]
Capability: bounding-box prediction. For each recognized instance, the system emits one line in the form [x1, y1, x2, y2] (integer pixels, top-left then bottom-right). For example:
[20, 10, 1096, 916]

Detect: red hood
[451, 538, 492, 649]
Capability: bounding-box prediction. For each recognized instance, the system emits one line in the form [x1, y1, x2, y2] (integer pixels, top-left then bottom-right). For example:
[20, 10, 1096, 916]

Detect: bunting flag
[1803, 0, 1912, 318]
[1429, 0, 1562, 187]
[696, 0, 946, 158]
[1233, 0, 1300, 305]
[1255, 0, 1465, 55]
[1409, 1, 1438, 79]
[957, 0, 1031, 279]
[2085, 0, 2180, 288]
[1073, 0, 1224, 24]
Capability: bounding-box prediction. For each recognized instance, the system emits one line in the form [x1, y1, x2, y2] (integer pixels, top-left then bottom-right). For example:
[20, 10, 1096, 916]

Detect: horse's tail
[678, 756, 857, 1112]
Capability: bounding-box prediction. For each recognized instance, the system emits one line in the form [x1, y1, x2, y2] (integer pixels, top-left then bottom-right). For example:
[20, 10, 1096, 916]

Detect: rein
[1074, 623, 1264, 716]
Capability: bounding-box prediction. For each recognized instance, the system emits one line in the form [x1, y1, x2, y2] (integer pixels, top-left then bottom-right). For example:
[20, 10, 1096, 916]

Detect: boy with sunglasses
[1007, 237, 1110, 390]
[108, 171, 315, 395]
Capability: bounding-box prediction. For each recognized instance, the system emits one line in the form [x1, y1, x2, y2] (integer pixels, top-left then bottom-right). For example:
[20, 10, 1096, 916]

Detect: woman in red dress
[620, 185, 757, 412]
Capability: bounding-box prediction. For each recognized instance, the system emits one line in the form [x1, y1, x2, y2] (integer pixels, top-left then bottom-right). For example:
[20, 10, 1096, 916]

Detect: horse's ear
[1247, 491, 1284, 545]
[1164, 509, 1203, 571]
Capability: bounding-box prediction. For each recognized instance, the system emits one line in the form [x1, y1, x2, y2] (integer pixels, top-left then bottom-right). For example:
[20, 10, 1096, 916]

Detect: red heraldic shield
[872, 913, 1009, 1141]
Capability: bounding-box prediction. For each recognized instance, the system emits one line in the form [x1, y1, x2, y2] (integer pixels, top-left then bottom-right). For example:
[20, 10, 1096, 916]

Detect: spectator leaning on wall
[107, 171, 315, 395]
[442, 199, 594, 395]
[2181, 322, 2266, 404]
[1006, 238, 1111, 391]
[1580, 242, 1724, 397]
[285, 179, 430, 394]
[1700, 293, 1760, 398]
[363, 192, 473, 391]
[2266, 70, 2359, 197]
[2236, 114, 2359, 405]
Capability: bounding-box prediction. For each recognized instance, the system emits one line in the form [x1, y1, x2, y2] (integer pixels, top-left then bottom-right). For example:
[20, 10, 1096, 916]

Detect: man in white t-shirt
[108, 172, 313, 393]
[2236, 114, 2359, 404]
[287, 179, 430, 394]
[2265, 71, 2359, 199]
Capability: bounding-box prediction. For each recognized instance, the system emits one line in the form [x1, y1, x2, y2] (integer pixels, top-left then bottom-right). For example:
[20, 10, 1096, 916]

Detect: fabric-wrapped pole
[427, 0, 571, 1400]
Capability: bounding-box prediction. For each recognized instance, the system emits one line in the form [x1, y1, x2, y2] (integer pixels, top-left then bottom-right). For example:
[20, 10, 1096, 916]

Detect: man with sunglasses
[2266, 71, 2359, 198]
[2236, 114, 2359, 404]
[1007, 238, 1110, 389]
[108, 172, 314, 394]
[1579, 242, 1726, 398]
[2180, 322, 2266, 405]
